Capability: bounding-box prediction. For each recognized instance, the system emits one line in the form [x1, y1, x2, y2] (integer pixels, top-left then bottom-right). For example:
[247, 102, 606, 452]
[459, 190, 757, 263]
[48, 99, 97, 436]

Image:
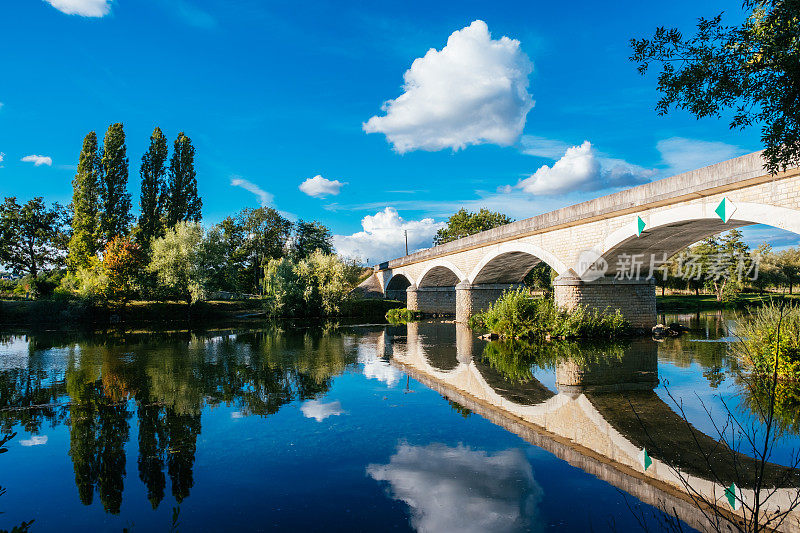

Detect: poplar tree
[138, 127, 169, 244]
[165, 132, 202, 227]
[67, 131, 102, 269]
[99, 123, 132, 243]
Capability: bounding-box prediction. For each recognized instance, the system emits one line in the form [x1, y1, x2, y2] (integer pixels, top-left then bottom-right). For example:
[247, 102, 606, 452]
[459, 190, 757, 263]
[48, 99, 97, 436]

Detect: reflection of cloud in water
[358, 344, 402, 387]
[20, 435, 48, 446]
[367, 443, 542, 532]
[301, 400, 344, 422]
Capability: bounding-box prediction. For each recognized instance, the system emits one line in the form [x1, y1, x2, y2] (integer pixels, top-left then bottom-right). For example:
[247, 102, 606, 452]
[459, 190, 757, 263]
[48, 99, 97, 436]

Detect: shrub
[148, 222, 207, 304]
[470, 287, 629, 339]
[732, 302, 800, 379]
[262, 251, 355, 318]
[57, 258, 109, 302]
[386, 308, 423, 324]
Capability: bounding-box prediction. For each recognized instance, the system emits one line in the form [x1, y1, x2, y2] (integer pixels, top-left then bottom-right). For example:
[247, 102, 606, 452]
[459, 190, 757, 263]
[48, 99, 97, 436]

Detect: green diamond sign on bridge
[638, 447, 652, 471]
[636, 216, 646, 237]
[726, 482, 741, 510]
[715, 197, 738, 223]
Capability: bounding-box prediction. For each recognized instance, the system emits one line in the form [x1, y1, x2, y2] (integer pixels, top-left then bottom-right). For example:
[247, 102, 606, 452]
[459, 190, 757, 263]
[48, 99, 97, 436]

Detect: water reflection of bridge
[378, 321, 800, 532]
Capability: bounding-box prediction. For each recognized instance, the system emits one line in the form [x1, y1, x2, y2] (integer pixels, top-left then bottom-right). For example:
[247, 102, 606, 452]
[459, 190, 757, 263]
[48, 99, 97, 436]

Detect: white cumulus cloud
[44, 0, 111, 17]
[299, 175, 345, 198]
[21, 154, 52, 167]
[20, 435, 48, 446]
[231, 177, 274, 206]
[367, 443, 542, 533]
[656, 137, 748, 176]
[516, 141, 655, 195]
[363, 20, 534, 153]
[333, 207, 444, 264]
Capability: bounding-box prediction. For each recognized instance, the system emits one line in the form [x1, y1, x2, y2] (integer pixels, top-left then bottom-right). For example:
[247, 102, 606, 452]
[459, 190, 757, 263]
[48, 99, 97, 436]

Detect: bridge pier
[406, 284, 457, 315]
[455, 282, 520, 323]
[553, 276, 657, 329]
[555, 339, 659, 393]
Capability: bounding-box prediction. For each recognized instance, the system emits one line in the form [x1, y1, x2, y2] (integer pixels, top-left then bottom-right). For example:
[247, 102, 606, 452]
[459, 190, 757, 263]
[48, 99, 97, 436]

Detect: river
[1, 311, 799, 531]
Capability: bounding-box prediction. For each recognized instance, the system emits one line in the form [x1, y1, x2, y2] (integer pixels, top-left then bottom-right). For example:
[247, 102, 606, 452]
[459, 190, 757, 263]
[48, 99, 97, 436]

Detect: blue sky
[1, 0, 795, 262]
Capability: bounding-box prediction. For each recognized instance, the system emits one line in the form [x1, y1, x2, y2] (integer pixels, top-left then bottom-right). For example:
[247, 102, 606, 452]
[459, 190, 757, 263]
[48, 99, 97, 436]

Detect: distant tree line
[0, 123, 352, 310]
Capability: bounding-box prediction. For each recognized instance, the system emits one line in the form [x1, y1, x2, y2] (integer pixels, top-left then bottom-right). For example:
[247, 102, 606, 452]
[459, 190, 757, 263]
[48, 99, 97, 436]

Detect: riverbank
[0, 298, 403, 327]
[657, 293, 800, 311]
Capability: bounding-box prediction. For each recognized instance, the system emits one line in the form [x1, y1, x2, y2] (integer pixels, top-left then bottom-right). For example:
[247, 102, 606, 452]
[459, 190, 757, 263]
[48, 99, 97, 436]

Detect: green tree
[99, 123, 132, 243]
[630, 0, 800, 173]
[217, 207, 292, 293]
[292, 220, 333, 259]
[775, 247, 800, 294]
[262, 251, 352, 317]
[0, 197, 68, 279]
[103, 236, 144, 302]
[68, 131, 102, 270]
[148, 222, 207, 304]
[433, 208, 513, 246]
[138, 127, 169, 245]
[750, 243, 780, 293]
[165, 132, 202, 227]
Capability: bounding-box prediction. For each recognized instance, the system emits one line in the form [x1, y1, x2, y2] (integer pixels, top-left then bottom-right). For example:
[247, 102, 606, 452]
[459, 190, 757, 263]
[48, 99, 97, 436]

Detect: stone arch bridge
[359, 151, 800, 327]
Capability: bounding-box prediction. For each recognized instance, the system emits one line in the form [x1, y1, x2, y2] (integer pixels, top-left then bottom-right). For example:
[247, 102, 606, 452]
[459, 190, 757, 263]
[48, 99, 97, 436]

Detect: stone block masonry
[455, 282, 519, 323]
[553, 277, 657, 328]
[407, 285, 456, 315]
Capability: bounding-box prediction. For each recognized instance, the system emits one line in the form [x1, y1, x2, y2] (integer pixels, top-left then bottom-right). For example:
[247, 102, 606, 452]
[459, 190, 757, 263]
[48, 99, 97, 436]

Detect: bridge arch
[593, 202, 800, 272]
[417, 260, 467, 288]
[468, 242, 568, 285]
[385, 273, 414, 301]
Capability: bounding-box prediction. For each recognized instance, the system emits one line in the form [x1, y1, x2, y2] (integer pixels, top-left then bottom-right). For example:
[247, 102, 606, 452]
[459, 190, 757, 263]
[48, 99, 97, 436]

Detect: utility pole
[404, 230, 408, 255]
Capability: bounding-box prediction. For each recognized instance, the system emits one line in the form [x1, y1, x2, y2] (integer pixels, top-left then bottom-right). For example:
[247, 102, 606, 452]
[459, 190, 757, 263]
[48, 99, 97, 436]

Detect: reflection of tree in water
[741, 373, 800, 435]
[480, 339, 626, 383]
[66, 361, 131, 514]
[137, 403, 167, 508]
[1, 325, 355, 513]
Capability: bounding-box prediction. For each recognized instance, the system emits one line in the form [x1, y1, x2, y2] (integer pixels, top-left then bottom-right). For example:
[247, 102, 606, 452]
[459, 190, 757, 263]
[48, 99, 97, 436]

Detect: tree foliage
[99, 123, 132, 243]
[292, 220, 333, 259]
[630, 0, 800, 173]
[68, 131, 102, 270]
[165, 133, 202, 227]
[148, 222, 207, 304]
[103, 236, 144, 302]
[433, 208, 513, 246]
[0, 197, 68, 279]
[138, 127, 169, 245]
[262, 251, 353, 317]
[216, 207, 293, 293]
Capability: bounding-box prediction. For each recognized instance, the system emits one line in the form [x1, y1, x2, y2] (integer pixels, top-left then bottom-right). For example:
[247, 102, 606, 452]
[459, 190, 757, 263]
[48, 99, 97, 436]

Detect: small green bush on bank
[469, 287, 629, 339]
[385, 308, 424, 324]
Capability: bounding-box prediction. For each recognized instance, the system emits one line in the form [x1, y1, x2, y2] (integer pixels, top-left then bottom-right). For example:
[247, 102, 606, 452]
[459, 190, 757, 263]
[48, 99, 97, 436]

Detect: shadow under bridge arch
[409, 261, 467, 316]
[593, 203, 800, 276]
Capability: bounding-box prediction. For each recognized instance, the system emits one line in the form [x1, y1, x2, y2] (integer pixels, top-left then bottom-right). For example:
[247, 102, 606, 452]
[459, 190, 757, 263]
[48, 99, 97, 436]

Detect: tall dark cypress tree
[67, 131, 102, 270]
[165, 132, 202, 227]
[99, 123, 132, 243]
[138, 127, 169, 244]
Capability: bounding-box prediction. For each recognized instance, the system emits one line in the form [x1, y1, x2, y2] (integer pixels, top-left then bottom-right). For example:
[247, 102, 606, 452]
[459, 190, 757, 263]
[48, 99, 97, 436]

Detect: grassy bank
[0, 298, 404, 327]
[657, 293, 800, 311]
